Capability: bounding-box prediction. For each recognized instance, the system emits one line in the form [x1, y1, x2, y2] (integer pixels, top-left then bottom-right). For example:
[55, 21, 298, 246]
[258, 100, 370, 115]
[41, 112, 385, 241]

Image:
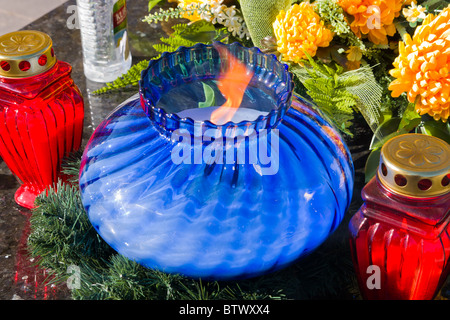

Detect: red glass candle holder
[349, 133, 450, 300]
[0, 30, 84, 209]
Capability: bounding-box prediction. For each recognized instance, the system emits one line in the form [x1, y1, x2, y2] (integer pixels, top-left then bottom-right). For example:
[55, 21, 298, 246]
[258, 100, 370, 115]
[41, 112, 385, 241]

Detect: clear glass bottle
[76, 0, 132, 82]
[349, 133, 450, 300]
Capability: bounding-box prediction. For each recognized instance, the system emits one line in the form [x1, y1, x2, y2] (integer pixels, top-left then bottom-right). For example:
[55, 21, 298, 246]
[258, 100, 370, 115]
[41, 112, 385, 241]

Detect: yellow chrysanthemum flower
[338, 0, 403, 45]
[273, 2, 334, 63]
[388, 6, 450, 122]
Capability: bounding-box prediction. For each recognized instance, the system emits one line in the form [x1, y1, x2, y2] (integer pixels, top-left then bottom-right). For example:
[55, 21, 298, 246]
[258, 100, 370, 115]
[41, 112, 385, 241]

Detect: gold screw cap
[0, 30, 57, 78]
[378, 134, 450, 198]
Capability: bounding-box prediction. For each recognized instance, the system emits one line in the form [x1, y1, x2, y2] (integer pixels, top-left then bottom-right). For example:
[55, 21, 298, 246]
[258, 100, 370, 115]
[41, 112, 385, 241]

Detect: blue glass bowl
[79, 43, 354, 280]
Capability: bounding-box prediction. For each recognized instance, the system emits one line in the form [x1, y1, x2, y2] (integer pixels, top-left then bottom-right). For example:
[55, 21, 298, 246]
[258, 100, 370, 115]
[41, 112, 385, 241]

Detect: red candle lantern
[349, 133, 450, 300]
[0, 30, 84, 209]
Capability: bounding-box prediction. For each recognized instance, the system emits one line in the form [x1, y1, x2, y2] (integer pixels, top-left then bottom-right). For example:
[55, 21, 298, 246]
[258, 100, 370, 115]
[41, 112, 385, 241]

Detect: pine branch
[61, 150, 83, 183]
[28, 181, 115, 280]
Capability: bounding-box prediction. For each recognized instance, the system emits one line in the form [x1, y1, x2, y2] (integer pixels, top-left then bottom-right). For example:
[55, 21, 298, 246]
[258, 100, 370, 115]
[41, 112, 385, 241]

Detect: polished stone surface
[0, 0, 67, 35]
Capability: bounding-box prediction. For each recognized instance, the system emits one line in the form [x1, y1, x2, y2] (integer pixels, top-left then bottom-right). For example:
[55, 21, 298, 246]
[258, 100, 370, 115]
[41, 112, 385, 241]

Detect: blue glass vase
[79, 42, 354, 280]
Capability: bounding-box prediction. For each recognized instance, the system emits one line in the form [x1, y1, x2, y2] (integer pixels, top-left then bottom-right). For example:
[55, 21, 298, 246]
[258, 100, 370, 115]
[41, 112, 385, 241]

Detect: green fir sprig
[27, 182, 115, 281]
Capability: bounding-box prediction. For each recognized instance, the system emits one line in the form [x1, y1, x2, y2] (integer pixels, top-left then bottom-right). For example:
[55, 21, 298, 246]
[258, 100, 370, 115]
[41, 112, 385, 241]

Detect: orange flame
[210, 44, 254, 124]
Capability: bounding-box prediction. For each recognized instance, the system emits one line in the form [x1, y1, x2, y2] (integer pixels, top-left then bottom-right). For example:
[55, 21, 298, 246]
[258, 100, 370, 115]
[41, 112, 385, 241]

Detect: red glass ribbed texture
[0, 61, 84, 209]
[349, 177, 450, 300]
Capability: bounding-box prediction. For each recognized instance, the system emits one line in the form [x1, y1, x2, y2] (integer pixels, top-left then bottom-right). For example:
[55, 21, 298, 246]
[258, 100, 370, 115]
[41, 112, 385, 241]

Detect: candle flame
[210, 44, 254, 124]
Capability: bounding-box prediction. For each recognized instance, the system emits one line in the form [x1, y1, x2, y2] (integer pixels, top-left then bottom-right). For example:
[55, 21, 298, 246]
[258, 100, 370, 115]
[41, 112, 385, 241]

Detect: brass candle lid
[0, 30, 57, 78]
[378, 134, 450, 198]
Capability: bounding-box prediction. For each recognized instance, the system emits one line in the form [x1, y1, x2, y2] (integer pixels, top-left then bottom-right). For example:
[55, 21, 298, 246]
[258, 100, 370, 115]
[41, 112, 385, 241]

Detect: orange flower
[338, 0, 403, 45]
[345, 46, 362, 70]
[273, 2, 334, 63]
[388, 6, 450, 122]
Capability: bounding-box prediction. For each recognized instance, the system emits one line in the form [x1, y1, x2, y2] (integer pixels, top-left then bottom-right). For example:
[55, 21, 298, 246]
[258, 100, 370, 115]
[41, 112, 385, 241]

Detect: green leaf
[422, 0, 450, 11]
[198, 82, 216, 108]
[398, 103, 420, 129]
[369, 117, 401, 150]
[148, 0, 163, 11]
[419, 120, 450, 144]
[402, 117, 422, 132]
[364, 147, 381, 183]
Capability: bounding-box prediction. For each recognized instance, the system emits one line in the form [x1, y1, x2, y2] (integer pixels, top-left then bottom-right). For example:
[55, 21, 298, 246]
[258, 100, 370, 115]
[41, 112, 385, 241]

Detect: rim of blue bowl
[138, 42, 295, 134]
